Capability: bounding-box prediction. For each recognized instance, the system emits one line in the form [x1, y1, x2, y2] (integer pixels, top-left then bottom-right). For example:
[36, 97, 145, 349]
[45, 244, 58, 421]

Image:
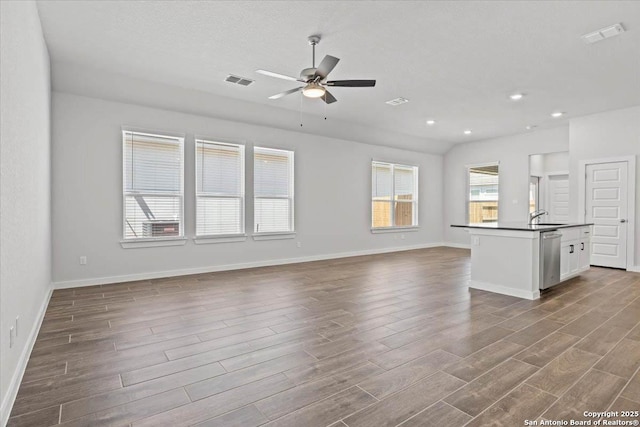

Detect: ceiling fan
[256, 35, 376, 104]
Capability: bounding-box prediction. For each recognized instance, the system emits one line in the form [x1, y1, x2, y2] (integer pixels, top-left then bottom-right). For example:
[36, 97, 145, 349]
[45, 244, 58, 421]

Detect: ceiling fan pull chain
[324, 93, 327, 120]
[300, 91, 303, 127]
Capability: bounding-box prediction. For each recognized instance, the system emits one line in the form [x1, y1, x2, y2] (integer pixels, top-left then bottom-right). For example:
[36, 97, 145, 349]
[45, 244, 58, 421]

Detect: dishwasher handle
[542, 233, 562, 240]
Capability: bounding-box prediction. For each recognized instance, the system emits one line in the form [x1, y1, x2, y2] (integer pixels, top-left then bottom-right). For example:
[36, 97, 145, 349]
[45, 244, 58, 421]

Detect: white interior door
[547, 174, 569, 223]
[585, 162, 628, 269]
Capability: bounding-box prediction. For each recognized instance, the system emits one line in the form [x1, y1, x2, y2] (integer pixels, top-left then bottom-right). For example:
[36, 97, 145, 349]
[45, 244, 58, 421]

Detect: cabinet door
[569, 243, 580, 275]
[560, 242, 571, 279]
[579, 239, 591, 271]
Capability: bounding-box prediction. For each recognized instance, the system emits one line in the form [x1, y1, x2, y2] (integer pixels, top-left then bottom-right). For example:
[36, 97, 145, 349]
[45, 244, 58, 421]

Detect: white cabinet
[460, 223, 593, 300]
[560, 226, 591, 281]
[569, 242, 580, 275]
[560, 241, 571, 278]
[578, 239, 591, 271]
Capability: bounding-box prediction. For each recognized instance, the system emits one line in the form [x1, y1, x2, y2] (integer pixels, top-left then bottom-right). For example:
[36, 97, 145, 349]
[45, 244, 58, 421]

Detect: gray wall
[0, 1, 52, 423]
[51, 92, 444, 286]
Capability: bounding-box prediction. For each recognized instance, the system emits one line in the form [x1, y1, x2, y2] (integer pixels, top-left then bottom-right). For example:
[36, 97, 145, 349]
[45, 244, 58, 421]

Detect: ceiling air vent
[225, 75, 254, 86]
[581, 23, 625, 44]
[385, 97, 409, 106]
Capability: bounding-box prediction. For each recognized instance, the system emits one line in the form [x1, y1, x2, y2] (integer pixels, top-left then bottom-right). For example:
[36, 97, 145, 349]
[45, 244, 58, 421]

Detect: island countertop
[450, 222, 593, 232]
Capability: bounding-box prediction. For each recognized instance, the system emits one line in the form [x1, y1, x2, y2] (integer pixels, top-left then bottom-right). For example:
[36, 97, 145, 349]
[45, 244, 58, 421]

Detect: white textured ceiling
[36, 0, 640, 149]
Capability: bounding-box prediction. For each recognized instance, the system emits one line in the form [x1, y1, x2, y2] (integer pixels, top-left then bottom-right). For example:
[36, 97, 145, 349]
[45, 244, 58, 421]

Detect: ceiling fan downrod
[308, 35, 320, 69]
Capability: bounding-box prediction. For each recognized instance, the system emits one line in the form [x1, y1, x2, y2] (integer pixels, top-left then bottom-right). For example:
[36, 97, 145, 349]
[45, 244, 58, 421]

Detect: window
[196, 140, 245, 236]
[468, 164, 499, 224]
[529, 176, 540, 213]
[254, 147, 294, 233]
[371, 161, 418, 229]
[123, 131, 184, 240]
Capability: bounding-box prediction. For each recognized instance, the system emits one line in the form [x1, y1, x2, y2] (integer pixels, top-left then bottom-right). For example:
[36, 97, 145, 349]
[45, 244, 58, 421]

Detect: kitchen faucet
[529, 209, 549, 225]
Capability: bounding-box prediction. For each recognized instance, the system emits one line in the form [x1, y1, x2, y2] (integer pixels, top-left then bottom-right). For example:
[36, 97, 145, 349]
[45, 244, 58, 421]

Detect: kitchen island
[451, 222, 593, 300]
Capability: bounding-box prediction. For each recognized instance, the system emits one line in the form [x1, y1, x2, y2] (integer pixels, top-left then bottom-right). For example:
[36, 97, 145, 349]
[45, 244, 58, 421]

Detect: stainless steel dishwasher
[540, 231, 562, 290]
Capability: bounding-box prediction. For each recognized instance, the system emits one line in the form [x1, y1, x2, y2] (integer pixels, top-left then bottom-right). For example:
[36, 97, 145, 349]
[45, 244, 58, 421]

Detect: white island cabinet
[451, 223, 592, 300]
[559, 226, 592, 281]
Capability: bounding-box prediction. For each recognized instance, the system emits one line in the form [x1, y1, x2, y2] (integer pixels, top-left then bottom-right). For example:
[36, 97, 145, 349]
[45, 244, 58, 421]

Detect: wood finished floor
[8, 247, 640, 427]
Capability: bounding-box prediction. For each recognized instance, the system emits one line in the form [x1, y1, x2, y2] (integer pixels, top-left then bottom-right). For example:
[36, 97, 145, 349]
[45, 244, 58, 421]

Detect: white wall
[444, 127, 569, 246]
[529, 154, 545, 177]
[569, 106, 640, 269]
[51, 92, 444, 286]
[0, 1, 52, 424]
[529, 152, 569, 177]
[544, 151, 569, 173]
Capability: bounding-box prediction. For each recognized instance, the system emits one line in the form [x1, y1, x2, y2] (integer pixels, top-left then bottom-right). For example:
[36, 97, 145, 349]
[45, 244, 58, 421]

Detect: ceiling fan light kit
[257, 35, 376, 105]
[302, 82, 326, 98]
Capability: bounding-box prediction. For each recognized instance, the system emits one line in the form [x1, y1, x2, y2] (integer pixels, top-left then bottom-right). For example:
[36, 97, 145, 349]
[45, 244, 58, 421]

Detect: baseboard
[53, 242, 448, 289]
[1, 284, 53, 427]
[441, 242, 471, 250]
[628, 265, 640, 273]
[469, 279, 539, 300]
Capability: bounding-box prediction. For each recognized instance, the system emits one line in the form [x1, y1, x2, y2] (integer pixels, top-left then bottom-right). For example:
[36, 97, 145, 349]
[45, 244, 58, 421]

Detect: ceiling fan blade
[268, 87, 302, 100]
[321, 90, 337, 104]
[256, 69, 303, 82]
[326, 80, 376, 87]
[315, 55, 340, 79]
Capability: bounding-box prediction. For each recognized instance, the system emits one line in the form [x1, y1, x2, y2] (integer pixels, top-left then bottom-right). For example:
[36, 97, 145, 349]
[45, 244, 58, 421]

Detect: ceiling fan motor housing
[300, 68, 318, 82]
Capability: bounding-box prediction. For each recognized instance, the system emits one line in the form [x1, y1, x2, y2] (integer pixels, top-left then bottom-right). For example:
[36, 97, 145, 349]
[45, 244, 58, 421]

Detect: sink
[536, 223, 566, 226]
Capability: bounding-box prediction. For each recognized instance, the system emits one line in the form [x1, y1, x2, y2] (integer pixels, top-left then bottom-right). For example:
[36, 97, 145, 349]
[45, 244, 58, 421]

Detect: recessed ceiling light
[526, 125, 538, 130]
[385, 97, 409, 106]
[509, 93, 525, 101]
[464, 130, 472, 135]
[551, 112, 565, 118]
[426, 119, 436, 126]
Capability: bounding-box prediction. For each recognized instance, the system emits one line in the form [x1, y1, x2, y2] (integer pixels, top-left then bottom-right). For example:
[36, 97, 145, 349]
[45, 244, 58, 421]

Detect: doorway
[547, 174, 570, 223]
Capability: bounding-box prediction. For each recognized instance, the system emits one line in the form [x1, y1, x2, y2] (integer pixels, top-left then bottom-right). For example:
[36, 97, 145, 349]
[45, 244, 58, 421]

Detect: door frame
[578, 156, 636, 271]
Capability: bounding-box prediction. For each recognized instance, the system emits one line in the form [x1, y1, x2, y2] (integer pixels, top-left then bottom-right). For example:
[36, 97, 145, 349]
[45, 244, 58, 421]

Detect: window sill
[253, 232, 296, 241]
[371, 226, 420, 234]
[120, 237, 187, 249]
[194, 234, 247, 245]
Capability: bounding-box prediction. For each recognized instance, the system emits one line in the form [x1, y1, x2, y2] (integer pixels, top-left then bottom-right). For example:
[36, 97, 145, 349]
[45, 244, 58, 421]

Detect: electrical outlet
[79, 256, 87, 265]
[400, 234, 405, 240]
[472, 236, 480, 246]
[9, 326, 15, 348]
[296, 242, 302, 248]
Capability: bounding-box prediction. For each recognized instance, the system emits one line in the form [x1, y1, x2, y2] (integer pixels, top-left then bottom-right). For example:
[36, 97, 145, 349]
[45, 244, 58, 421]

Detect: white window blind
[372, 161, 418, 228]
[123, 131, 184, 240]
[196, 140, 245, 236]
[254, 147, 294, 233]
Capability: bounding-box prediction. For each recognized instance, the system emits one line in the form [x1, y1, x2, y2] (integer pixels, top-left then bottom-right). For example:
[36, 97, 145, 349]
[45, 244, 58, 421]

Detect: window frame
[371, 160, 419, 232]
[466, 162, 500, 225]
[194, 138, 246, 240]
[253, 146, 295, 237]
[121, 129, 185, 246]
